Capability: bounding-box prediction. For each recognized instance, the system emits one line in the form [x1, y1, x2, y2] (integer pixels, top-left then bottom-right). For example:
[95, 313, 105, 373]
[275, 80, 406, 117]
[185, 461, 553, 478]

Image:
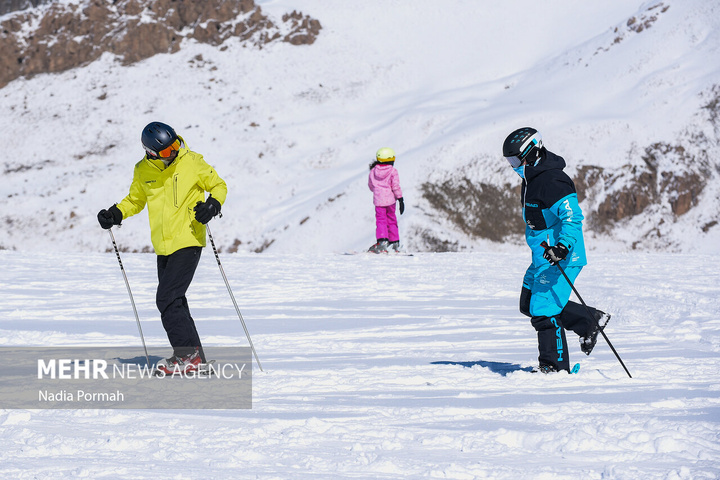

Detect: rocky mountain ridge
[419, 84, 719, 252]
[0, 0, 321, 89]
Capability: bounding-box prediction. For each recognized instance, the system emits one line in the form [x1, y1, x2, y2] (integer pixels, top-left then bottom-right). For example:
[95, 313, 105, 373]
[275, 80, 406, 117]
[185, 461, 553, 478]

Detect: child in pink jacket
[368, 147, 404, 253]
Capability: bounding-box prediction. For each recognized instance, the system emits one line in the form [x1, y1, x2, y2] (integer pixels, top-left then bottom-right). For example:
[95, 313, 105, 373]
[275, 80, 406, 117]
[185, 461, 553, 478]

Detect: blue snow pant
[156, 246, 206, 362]
[520, 264, 598, 372]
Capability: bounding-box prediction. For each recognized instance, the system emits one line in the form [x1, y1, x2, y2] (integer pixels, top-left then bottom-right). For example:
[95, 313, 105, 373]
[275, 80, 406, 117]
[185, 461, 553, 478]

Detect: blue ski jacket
[520, 150, 587, 272]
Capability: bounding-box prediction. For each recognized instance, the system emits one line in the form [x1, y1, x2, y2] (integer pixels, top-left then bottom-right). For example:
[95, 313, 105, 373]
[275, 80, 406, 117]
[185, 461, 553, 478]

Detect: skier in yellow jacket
[97, 122, 227, 374]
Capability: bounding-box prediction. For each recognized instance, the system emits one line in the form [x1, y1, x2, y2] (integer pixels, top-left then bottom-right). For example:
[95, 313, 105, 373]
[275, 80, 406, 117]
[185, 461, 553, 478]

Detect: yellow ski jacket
[116, 137, 227, 256]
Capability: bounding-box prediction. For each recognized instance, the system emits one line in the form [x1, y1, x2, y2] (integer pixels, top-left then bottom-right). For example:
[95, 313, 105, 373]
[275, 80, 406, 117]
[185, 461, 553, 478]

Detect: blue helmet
[141, 122, 178, 158]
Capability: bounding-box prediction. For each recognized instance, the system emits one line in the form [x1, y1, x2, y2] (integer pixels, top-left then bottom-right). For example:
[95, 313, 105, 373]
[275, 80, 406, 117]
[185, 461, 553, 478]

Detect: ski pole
[108, 228, 151, 368]
[206, 224, 263, 372]
[541, 241, 632, 378]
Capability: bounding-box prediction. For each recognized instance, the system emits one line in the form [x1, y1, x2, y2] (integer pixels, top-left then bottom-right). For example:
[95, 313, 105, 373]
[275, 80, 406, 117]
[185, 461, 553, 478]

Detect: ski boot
[368, 238, 389, 254]
[532, 364, 559, 374]
[155, 347, 203, 375]
[580, 311, 611, 355]
[388, 241, 400, 253]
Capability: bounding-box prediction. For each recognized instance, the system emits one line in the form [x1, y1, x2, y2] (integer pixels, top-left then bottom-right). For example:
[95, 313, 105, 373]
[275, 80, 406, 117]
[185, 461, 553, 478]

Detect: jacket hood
[371, 163, 395, 181]
[524, 149, 566, 182]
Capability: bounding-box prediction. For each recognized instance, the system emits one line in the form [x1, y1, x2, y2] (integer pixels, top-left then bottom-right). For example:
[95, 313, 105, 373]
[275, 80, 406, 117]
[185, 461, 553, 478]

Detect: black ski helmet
[141, 121, 178, 158]
[503, 127, 543, 167]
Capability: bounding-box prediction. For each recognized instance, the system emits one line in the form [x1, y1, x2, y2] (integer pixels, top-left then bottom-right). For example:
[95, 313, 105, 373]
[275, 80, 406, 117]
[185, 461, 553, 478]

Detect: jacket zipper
[522, 180, 528, 225]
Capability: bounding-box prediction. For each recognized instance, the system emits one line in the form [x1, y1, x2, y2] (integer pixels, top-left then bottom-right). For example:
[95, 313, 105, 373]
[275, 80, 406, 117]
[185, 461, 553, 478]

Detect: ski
[531, 362, 581, 374]
[342, 251, 413, 256]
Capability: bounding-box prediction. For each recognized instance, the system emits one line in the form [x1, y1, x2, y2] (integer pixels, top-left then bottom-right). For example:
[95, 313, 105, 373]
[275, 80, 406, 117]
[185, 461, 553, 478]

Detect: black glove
[97, 205, 122, 229]
[541, 242, 569, 266]
[194, 196, 221, 224]
[398, 197, 405, 215]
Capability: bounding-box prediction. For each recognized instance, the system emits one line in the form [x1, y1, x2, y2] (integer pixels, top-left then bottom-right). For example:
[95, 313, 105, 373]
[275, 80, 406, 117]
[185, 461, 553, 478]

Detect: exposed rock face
[421, 118, 716, 248]
[421, 179, 523, 243]
[575, 142, 707, 234]
[0, 0, 321, 88]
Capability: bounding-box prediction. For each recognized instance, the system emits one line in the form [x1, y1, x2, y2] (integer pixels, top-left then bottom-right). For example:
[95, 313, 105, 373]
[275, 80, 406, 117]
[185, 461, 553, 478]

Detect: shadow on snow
[431, 360, 533, 376]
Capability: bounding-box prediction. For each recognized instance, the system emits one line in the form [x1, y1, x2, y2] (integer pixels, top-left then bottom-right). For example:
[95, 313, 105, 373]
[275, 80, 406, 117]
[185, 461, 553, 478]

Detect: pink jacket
[368, 164, 403, 207]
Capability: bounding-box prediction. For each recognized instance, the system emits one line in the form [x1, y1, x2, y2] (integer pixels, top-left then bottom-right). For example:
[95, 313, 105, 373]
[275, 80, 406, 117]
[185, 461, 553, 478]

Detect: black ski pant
[520, 287, 599, 372]
[156, 246, 206, 362]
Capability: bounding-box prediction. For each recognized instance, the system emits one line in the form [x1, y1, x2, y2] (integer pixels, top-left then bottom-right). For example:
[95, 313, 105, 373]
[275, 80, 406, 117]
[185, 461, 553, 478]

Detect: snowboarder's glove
[97, 205, 122, 229]
[194, 196, 221, 224]
[398, 197, 405, 215]
[542, 242, 569, 266]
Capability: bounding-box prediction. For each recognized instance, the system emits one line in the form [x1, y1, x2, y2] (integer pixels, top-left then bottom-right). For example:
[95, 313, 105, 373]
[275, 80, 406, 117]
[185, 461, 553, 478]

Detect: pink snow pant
[375, 204, 399, 242]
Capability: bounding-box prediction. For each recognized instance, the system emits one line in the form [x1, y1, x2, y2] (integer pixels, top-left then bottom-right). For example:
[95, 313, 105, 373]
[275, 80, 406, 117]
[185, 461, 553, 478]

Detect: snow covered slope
[1, 250, 719, 478]
[0, 0, 718, 254]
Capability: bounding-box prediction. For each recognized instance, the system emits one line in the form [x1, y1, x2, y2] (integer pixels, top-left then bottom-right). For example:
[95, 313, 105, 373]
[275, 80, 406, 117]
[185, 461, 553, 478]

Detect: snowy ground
[1, 247, 719, 479]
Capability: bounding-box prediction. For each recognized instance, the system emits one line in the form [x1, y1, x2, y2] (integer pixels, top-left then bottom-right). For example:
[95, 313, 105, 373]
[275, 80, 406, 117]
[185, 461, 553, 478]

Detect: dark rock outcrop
[0, 0, 321, 88]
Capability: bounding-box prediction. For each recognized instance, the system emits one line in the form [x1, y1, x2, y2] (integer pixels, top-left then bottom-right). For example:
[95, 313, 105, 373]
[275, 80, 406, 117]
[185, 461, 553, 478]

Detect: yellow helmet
[376, 147, 396, 162]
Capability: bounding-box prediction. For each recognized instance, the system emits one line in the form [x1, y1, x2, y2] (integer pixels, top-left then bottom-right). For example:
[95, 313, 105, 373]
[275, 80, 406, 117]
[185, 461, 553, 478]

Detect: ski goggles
[146, 139, 181, 158]
[505, 155, 525, 168]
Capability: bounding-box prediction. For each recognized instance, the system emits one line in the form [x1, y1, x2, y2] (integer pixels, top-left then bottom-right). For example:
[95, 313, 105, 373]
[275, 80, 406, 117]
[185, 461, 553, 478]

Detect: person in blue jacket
[502, 127, 610, 373]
